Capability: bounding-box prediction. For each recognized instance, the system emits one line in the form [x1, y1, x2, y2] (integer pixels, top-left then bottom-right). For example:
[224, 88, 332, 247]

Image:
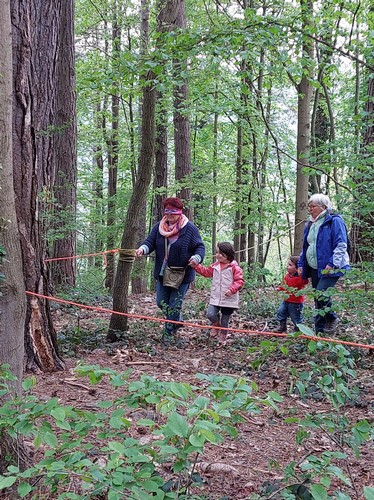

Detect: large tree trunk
[0, 0, 25, 390]
[51, 0, 77, 287]
[172, 0, 192, 217]
[108, 71, 156, 339]
[12, 0, 66, 372]
[294, 0, 314, 254]
[158, 0, 192, 216]
[0, 0, 29, 473]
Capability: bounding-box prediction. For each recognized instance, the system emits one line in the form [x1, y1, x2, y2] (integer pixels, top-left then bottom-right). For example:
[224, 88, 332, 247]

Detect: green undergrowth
[1, 345, 373, 500]
[0, 365, 282, 499]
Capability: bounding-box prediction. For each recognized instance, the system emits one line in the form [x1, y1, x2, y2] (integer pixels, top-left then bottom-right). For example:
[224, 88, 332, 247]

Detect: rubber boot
[274, 320, 287, 333]
[209, 321, 221, 338]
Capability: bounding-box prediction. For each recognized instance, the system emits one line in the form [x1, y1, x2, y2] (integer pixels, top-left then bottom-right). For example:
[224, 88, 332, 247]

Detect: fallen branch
[64, 380, 94, 392]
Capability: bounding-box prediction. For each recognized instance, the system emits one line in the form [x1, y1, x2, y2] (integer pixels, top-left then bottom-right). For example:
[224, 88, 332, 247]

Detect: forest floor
[30, 287, 373, 499]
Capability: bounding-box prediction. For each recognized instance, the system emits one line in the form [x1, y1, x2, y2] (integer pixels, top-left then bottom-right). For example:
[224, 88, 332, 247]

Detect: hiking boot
[161, 332, 174, 347]
[161, 332, 186, 349]
[174, 337, 186, 349]
[274, 321, 287, 333]
[324, 318, 340, 334]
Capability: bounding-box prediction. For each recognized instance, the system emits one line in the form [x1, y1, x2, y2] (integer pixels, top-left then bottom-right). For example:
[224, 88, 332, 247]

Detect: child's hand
[188, 259, 197, 268]
[225, 289, 232, 297]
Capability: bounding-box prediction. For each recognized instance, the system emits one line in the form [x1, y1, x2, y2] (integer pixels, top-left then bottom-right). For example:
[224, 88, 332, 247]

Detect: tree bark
[294, 0, 314, 254]
[162, 0, 192, 217]
[0, 0, 30, 473]
[51, 0, 77, 287]
[12, 0, 66, 372]
[132, 0, 151, 295]
[351, 46, 374, 263]
[0, 0, 25, 390]
[108, 71, 156, 339]
[105, 6, 121, 291]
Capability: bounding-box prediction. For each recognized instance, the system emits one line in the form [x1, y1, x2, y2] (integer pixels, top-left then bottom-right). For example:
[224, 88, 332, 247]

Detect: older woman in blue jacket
[298, 194, 350, 334]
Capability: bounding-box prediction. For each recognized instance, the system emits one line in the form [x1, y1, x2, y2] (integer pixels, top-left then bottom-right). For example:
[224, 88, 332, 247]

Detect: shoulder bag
[163, 238, 186, 289]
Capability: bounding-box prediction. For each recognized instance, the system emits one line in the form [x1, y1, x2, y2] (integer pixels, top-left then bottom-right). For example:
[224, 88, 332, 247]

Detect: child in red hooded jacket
[190, 242, 244, 345]
[275, 255, 309, 333]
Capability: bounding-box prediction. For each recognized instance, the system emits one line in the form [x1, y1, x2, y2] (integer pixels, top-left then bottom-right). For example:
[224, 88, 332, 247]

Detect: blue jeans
[277, 301, 303, 328]
[156, 280, 190, 335]
[310, 268, 339, 333]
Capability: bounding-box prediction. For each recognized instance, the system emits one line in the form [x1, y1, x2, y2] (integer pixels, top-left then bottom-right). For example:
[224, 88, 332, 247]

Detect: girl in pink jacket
[190, 242, 245, 345]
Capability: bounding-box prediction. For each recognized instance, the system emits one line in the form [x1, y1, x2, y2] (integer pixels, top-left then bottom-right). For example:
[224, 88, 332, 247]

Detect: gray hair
[308, 193, 332, 210]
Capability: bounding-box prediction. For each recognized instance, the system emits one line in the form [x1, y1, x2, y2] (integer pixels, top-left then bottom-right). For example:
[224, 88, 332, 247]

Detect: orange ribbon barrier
[25, 291, 374, 351]
[44, 248, 121, 262]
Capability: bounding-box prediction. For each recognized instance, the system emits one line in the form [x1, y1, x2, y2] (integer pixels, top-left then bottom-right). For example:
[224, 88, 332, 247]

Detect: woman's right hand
[135, 248, 144, 258]
[297, 266, 303, 276]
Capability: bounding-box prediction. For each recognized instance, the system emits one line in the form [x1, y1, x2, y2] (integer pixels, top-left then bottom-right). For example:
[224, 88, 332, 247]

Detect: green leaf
[311, 483, 328, 499]
[355, 420, 371, 433]
[320, 477, 331, 488]
[43, 431, 58, 447]
[335, 493, 352, 500]
[7, 466, 19, 474]
[199, 428, 220, 443]
[55, 419, 71, 431]
[21, 377, 36, 391]
[321, 375, 332, 385]
[267, 391, 283, 402]
[170, 382, 190, 400]
[137, 419, 156, 427]
[109, 416, 125, 429]
[194, 396, 210, 409]
[0, 476, 17, 489]
[167, 413, 189, 437]
[51, 407, 66, 421]
[156, 444, 179, 455]
[296, 381, 306, 397]
[18, 482, 32, 497]
[189, 433, 205, 447]
[142, 479, 163, 492]
[364, 487, 374, 500]
[108, 441, 126, 454]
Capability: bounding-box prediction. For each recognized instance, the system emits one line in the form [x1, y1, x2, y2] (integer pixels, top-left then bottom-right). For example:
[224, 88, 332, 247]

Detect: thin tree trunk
[132, 0, 151, 295]
[108, 70, 156, 338]
[212, 89, 218, 257]
[105, 7, 121, 290]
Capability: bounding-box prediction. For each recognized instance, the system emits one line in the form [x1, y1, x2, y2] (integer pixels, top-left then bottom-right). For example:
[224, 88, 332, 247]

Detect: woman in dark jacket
[135, 197, 205, 345]
[298, 193, 350, 334]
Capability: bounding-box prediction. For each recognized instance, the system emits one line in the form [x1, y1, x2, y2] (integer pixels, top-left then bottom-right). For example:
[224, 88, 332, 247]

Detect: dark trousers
[206, 304, 235, 329]
[156, 280, 190, 334]
[310, 268, 339, 333]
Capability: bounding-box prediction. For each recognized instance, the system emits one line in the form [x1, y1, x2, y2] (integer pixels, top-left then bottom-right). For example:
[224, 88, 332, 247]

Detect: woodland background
[0, 0, 373, 498]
